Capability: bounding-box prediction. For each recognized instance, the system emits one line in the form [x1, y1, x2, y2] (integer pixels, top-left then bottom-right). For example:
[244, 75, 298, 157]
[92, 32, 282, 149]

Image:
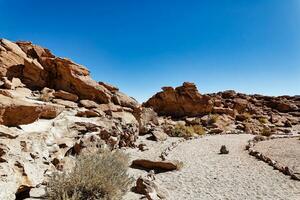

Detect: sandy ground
[124, 134, 300, 200]
[254, 137, 300, 174]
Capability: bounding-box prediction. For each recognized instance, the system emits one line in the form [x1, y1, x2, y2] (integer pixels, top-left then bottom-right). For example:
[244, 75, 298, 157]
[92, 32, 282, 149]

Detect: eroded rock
[144, 82, 213, 117]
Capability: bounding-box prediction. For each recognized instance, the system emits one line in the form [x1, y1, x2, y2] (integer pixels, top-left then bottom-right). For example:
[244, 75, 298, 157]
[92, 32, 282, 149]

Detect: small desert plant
[258, 117, 268, 124]
[169, 124, 205, 138]
[260, 127, 273, 137]
[47, 150, 133, 200]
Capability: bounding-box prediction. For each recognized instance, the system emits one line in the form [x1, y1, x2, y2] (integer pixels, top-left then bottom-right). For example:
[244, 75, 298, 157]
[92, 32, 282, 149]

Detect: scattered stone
[220, 145, 229, 154]
[135, 176, 169, 200]
[151, 128, 168, 141]
[138, 143, 148, 151]
[131, 159, 183, 171]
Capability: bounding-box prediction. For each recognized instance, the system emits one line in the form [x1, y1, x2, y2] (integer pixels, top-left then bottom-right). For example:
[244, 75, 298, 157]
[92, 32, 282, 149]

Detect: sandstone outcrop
[144, 82, 213, 118]
[145, 82, 300, 135]
[0, 39, 139, 107]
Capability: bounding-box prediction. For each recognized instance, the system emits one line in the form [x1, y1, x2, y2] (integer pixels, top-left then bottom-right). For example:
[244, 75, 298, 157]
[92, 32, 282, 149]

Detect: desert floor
[124, 134, 300, 200]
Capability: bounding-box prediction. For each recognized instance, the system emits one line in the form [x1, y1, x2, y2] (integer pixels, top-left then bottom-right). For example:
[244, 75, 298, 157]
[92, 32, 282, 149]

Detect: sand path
[125, 134, 300, 200]
[154, 134, 300, 200]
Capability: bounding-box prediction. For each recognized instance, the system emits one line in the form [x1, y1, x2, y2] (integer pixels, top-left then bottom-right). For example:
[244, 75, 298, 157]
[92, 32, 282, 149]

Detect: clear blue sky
[1, 0, 299, 102]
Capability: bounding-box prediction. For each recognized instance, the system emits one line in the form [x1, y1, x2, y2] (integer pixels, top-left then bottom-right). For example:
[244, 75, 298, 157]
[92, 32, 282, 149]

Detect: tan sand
[124, 134, 300, 200]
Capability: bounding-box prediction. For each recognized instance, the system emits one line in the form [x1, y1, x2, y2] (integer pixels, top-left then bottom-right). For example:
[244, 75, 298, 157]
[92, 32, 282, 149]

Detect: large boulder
[0, 94, 63, 126]
[143, 82, 213, 117]
[131, 159, 182, 171]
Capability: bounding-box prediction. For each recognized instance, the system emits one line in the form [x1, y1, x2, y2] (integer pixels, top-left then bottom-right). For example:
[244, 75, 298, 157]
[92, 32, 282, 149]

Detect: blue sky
[1, 0, 299, 102]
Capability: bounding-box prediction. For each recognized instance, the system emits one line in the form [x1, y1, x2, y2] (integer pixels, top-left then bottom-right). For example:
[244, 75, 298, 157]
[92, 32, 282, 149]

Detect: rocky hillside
[0, 39, 146, 199]
[144, 82, 300, 135]
[0, 39, 299, 199]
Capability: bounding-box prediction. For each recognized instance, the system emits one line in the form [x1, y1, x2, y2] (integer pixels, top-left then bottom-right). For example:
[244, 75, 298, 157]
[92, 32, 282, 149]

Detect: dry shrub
[47, 150, 133, 200]
[258, 117, 269, 124]
[260, 127, 273, 137]
[170, 124, 205, 138]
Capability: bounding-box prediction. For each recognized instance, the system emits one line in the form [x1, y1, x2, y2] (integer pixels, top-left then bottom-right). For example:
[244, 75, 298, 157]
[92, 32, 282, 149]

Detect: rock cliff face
[0, 39, 139, 107]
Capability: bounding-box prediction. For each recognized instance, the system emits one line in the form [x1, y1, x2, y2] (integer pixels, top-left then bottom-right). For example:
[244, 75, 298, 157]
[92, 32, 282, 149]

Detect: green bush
[170, 124, 205, 138]
[47, 150, 133, 200]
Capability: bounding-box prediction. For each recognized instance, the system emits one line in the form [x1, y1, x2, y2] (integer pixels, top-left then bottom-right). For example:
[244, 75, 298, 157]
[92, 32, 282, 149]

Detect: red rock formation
[144, 82, 300, 135]
[143, 82, 213, 117]
[0, 39, 139, 106]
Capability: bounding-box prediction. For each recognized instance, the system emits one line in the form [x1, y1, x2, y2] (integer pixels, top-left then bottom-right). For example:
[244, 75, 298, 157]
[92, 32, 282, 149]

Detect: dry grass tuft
[170, 124, 205, 138]
[258, 117, 269, 124]
[47, 150, 133, 200]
